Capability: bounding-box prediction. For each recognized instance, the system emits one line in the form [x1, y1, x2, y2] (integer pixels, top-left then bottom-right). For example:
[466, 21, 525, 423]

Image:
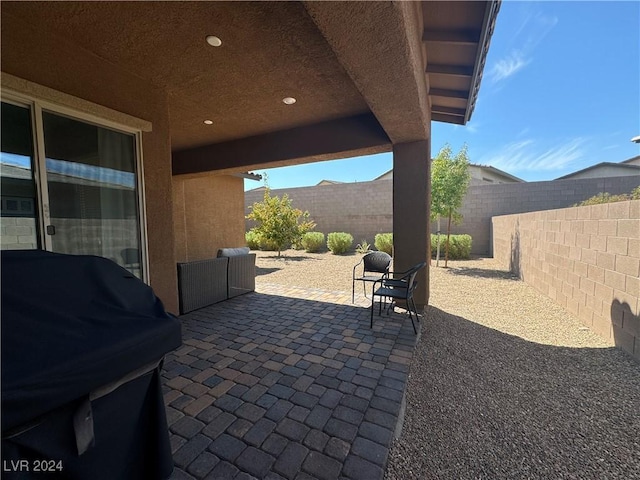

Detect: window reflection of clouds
[0, 152, 134, 189]
[0, 152, 31, 168]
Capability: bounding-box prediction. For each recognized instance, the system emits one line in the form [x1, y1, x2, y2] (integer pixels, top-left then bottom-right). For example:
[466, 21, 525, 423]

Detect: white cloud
[480, 138, 586, 173]
[466, 122, 481, 134]
[489, 10, 558, 85]
[490, 50, 531, 83]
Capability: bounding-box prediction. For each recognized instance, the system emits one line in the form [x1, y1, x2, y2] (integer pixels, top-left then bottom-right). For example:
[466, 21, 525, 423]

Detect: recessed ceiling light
[282, 97, 297, 105]
[203, 120, 213, 125]
[206, 35, 222, 47]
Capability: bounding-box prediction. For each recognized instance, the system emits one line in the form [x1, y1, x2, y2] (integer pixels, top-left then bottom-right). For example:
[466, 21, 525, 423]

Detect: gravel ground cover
[255, 250, 640, 479]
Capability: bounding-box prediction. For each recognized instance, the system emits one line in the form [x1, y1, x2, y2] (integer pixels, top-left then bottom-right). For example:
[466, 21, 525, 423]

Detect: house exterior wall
[2, 12, 178, 312]
[560, 166, 640, 180]
[378, 165, 520, 185]
[173, 174, 245, 262]
[468, 165, 515, 184]
[492, 201, 640, 361]
[246, 175, 640, 256]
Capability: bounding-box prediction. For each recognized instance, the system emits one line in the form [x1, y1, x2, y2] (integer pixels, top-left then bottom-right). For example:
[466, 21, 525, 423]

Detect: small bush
[327, 232, 353, 255]
[632, 186, 640, 200]
[301, 232, 325, 253]
[430, 234, 472, 260]
[355, 240, 372, 254]
[575, 192, 631, 206]
[374, 233, 393, 255]
[246, 229, 282, 251]
[245, 230, 260, 250]
[259, 236, 282, 251]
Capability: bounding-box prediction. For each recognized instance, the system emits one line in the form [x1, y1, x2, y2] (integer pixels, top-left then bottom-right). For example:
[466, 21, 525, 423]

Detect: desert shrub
[327, 232, 353, 255]
[632, 186, 640, 200]
[374, 233, 393, 255]
[355, 240, 372, 254]
[430, 234, 472, 260]
[301, 232, 325, 253]
[575, 192, 631, 206]
[246, 229, 281, 251]
[246, 186, 315, 256]
[245, 230, 260, 250]
[259, 236, 281, 251]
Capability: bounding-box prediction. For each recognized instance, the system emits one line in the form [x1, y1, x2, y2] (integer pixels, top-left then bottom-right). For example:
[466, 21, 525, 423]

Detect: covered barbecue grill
[1, 250, 182, 480]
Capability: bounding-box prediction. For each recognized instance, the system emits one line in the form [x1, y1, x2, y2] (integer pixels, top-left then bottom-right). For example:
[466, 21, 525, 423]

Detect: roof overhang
[423, 1, 501, 125]
[1, 1, 499, 175]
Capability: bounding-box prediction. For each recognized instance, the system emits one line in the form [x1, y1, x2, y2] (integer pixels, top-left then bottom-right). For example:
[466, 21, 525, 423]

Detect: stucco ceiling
[1, 1, 499, 173]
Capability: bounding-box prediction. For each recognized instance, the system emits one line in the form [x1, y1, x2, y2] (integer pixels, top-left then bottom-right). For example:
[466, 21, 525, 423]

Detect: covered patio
[1, 2, 501, 479]
[164, 285, 417, 480]
[1, 0, 500, 313]
[166, 257, 640, 479]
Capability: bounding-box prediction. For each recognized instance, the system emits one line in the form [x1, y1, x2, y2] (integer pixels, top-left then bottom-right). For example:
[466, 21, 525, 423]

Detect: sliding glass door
[0, 102, 40, 250]
[0, 99, 145, 279]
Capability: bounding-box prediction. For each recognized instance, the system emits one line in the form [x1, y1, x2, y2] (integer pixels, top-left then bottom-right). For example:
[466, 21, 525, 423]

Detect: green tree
[430, 143, 471, 267]
[246, 183, 315, 257]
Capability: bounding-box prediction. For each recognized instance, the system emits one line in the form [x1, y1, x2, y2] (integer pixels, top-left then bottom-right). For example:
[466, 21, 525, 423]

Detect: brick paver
[165, 283, 417, 480]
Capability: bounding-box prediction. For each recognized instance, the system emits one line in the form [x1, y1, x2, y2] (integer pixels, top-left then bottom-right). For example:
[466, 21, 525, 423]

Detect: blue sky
[247, 1, 640, 191]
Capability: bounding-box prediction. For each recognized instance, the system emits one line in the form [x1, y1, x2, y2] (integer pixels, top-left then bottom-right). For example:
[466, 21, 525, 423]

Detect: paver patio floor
[164, 283, 418, 480]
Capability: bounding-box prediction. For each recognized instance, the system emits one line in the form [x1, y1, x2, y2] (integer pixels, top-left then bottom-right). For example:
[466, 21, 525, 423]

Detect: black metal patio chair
[370, 261, 426, 334]
[352, 251, 392, 302]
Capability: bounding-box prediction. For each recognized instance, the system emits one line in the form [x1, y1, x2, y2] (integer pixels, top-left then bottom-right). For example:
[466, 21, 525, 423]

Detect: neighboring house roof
[469, 164, 525, 183]
[374, 170, 393, 181]
[246, 186, 267, 192]
[373, 162, 524, 183]
[316, 179, 345, 186]
[620, 155, 640, 165]
[556, 162, 640, 180]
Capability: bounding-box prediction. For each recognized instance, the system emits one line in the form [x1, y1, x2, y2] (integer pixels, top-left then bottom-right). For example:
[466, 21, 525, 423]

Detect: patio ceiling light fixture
[282, 97, 297, 105]
[203, 120, 213, 125]
[205, 35, 222, 47]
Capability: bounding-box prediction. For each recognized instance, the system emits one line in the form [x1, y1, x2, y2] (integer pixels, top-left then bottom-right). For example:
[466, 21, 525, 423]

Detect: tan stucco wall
[173, 174, 245, 263]
[2, 12, 178, 313]
[393, 140, 430, 308]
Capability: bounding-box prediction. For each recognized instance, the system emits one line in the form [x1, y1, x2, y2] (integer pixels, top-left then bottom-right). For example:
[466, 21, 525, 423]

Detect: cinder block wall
[451, 175, 640, 255]
[492, 200, 640, 360]
[245, 176, 639, 254]
[245, 180, 393, 246]
[0, 217, 38, 250]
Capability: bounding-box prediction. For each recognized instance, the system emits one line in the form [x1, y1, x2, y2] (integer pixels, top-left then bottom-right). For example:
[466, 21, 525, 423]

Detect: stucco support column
[393, 140, 430, 309]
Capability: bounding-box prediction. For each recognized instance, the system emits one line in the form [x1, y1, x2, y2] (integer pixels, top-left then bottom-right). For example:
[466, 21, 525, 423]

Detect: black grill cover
[1, 250, 182, 479]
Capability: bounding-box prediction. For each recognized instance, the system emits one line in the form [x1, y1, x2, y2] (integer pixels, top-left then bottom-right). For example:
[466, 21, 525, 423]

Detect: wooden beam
[172, 113, 391, 175]
[422, 29, 480, 45]
[431, 106, 466, 117]
[426, 64, 474, 77]
[429, 88, 469, 99]
[432, 113, 465, 125]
